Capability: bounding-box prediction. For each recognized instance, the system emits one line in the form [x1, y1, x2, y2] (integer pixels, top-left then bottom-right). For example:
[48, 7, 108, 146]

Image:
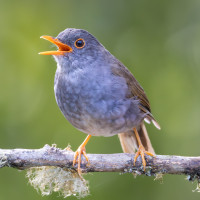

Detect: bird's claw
[73, 146, 89, 177]
[134, 145, 154, 171]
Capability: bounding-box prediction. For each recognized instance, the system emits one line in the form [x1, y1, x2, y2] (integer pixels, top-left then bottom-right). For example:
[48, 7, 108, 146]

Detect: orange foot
[133, 144, 154, 171]
[73, 135, 91, 177]
[133, 127, 155, 171]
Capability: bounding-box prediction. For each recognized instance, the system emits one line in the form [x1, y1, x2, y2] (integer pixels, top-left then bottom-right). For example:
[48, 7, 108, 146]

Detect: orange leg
[133, 128, 154, 171]
[73, 134, 91, 176]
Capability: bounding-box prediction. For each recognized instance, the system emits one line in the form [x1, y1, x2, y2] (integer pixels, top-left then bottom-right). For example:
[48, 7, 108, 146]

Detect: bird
[39, 28, 160, 176]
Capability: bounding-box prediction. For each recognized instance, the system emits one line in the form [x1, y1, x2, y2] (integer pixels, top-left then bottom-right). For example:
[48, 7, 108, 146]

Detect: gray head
[40, 28, 110, 72]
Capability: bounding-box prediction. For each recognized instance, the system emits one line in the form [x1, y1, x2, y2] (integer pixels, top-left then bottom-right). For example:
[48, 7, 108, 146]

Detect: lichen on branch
[0, 144, 200, 198]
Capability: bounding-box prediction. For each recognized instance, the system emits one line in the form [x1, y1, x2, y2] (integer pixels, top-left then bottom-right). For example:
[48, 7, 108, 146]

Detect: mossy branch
[1, 144, 200, 197]
[0, 144, 200, 179]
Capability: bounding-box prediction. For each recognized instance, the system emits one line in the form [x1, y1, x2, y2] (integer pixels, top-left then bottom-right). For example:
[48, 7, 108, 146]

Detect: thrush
[39, 28, 160, 176]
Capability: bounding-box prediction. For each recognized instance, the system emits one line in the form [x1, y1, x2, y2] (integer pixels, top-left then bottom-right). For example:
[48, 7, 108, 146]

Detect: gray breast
[54, 68, 144, 137]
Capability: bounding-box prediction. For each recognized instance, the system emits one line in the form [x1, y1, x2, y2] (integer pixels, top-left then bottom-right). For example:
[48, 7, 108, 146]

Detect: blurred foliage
[0, 0, 200, 199]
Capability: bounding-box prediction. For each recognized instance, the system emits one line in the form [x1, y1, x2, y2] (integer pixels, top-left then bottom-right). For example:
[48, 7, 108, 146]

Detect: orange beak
[39, 35, 73, 55]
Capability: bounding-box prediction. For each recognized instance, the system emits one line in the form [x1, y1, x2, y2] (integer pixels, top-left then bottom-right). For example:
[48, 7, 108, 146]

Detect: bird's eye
[75, 38, 85, 49]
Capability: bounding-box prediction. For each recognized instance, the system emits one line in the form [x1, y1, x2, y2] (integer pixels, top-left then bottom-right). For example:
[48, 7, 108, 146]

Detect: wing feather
[111, 62, 160, 129]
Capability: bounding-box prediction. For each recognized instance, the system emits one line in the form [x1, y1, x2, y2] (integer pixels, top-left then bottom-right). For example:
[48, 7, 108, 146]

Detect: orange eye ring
[74, 38, 85, 49]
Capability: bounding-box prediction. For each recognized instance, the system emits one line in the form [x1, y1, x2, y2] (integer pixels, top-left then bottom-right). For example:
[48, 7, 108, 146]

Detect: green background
[0, 0, 200, 199]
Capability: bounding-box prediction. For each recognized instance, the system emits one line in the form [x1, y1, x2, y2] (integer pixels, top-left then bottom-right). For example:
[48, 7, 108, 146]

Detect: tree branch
[0, 144, 200, 180]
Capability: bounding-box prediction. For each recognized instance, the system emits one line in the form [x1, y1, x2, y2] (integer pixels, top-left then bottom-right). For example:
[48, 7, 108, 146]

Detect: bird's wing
[111, 62, 160, 129]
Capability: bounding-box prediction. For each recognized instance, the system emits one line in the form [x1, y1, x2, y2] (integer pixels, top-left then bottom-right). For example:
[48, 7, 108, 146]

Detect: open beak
[39, 35, 73, 55]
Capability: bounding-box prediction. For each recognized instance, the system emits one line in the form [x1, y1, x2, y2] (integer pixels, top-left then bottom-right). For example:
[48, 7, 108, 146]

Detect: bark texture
[0, 145, 199, 181]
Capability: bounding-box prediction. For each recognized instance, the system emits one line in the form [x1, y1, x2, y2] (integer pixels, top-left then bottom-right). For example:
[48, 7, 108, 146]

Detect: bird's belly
[55, 89, 142, 137]
[54, 73, 143, 137]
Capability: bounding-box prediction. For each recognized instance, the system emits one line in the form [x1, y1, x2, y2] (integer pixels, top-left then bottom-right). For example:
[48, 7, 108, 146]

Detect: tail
[118, 122, 155, 154]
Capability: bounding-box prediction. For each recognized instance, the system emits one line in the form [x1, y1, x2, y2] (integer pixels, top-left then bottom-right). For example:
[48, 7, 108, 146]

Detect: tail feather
[118, 122, 155, 154]
[118, 130, 137, 153]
